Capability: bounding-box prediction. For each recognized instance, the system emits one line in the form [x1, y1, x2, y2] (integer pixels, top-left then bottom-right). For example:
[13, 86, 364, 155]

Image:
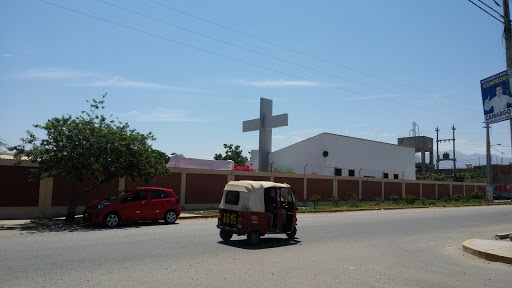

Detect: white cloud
[288, 129, 323, 136]
[82, 76, 173, 89]
[19, 68, 199, 92]
[20, 67, 92, 79]
[272, 135, 288, 140]
[350, 94, 398, 101]
[82, 76, 204, 91]
[239, 80, 323, 87]
[123, 108, 201, 122]
[2, 53, 12, 57]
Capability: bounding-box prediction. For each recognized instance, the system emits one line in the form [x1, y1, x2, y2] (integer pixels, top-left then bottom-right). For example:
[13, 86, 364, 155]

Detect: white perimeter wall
[269, 133, 416, 180]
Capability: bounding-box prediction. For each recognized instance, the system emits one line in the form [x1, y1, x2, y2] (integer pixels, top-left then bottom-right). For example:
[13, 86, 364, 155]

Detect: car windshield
[105, 189, 131, 200]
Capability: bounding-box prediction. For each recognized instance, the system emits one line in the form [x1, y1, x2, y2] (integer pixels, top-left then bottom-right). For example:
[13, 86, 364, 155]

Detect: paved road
[1, 206, 511, 288]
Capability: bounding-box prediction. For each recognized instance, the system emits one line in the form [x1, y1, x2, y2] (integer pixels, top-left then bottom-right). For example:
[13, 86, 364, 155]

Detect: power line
[96, 0, 433, 107]
[149, 0, 449, 100]
[467, 0, 504, 23]
[95, 0, 380, 94]
[37, 0, 363, 96]
[477, 0, 503, 16]
[39, 0, 434, 111]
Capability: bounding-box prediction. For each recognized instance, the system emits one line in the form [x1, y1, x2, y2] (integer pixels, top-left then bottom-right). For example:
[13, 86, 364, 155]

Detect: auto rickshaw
[217, 180, 297, 245]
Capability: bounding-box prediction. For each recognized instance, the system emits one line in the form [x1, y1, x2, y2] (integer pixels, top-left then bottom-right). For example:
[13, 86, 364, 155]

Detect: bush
[420, 197, 427, 205]
[452, 194, 463, 201]
[440, 196, 451, 203]
[348, 194, 359, 206]
[469, 190, 483, 200]
[330, 195, 339, 207]
[404, 194, 416, 205]
[310, 194, 321, 210]
[390, 194, 401, 204]
[417, 172, 449, 181]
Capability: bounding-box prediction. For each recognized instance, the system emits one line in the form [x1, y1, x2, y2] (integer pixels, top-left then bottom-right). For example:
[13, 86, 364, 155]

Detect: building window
[348, 169, 355, 177]
[383, 173, 389, 179]
[334, 168, 342, 176]
[394, 174, 399, 179]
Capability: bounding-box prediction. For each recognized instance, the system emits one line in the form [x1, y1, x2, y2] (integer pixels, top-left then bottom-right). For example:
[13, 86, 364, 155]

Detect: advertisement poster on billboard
[480, 68, 512, 125]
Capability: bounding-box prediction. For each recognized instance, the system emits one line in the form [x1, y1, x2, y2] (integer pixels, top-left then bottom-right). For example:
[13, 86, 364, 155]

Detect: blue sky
[1, 0, 512, 168]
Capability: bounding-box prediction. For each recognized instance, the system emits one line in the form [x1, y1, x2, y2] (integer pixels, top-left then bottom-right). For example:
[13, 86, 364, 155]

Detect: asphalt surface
[0, 209, 511, 265]
[179, 211, 512, 265]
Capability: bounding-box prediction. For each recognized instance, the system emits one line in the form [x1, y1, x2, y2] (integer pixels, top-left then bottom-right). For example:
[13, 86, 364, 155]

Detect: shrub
[440, 196, 451, 203]
[417, 172, 449, 181]
[452, 194, 463, 201]
[330, 195, 339, 207]
[274, 169, 296, 174]
[427, 200, 437, 205]
[310, 194, 321, 210]
[469, 191, 483, 200]
[390, 194, 401, 204]
[420, 197, 427, 205]
[348, 194, 359, 206]
[404, 194, 416, 205]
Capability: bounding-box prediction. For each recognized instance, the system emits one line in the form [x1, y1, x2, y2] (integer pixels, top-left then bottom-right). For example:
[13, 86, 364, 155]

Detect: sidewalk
[179, 212, 217, 219]
[462, 234, 512, 265]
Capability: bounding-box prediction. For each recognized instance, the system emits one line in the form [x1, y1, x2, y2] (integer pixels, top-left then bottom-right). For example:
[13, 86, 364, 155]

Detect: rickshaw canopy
[219, 181, 291, 213]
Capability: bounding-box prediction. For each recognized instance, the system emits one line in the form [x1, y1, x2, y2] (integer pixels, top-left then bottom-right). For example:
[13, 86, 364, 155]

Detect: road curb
[179, 215, 217, 220]
[462, 239, 512, 265]
[493, 232, 512, 240]
[180, 203, 512, 218]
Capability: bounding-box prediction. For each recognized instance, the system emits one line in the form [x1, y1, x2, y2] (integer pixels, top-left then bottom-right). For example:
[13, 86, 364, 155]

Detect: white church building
[248, 132, 416, 180]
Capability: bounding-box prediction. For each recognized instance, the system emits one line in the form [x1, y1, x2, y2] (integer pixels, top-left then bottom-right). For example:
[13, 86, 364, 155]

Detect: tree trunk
[65, 175, 77, 222]
[65, 176, 115, 222]
[65, 200, 78, 222]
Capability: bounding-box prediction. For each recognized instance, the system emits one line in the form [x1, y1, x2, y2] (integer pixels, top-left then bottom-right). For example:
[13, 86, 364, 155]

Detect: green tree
[12, 94, 168, 221]
[0, 138, 7, 152]
[214, 144, 248, 166]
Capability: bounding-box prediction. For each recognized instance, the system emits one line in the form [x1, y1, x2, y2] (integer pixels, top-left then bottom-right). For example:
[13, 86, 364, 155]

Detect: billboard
[481, 69, 512, 125]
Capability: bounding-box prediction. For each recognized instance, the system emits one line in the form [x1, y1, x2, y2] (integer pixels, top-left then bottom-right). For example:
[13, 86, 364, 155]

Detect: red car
[83, 187, 181, 227]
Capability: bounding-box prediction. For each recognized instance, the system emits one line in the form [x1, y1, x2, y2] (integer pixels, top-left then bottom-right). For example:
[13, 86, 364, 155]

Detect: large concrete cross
[243, 98, 288, 171]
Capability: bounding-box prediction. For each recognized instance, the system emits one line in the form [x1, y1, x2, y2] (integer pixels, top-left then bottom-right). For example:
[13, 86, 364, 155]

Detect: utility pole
[435, 126, 440, 171]
[486, 123, 493, 201]
[505, 1, 512, 157]
[485, 0, 512, 201]
[451, 124, 456, 175]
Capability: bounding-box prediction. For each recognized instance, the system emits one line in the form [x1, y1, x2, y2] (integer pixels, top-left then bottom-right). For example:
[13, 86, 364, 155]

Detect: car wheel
[286, 226, 297, 239]
[164, 210, 178, 224]
[247, 231, 260, 245]
[220, 230, 233, 242]
[103, 212, 120, 227]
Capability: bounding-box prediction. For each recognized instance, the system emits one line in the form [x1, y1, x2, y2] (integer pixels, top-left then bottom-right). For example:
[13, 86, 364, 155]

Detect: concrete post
[180, 173, 187, 206]
[38, 177, 54, 218]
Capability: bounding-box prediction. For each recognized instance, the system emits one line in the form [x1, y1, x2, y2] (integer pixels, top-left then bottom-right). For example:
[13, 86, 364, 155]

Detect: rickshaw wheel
[286, 227, 297, 239]
[247, 231, 260, 245]
[220, 230, 233, 241]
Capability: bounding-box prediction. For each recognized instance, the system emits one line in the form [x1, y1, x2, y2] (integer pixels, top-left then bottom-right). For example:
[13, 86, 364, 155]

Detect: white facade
[250, 133, 416, 180]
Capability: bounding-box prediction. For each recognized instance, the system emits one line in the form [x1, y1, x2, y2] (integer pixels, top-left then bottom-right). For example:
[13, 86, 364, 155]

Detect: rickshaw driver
[265, 188, 277, 231]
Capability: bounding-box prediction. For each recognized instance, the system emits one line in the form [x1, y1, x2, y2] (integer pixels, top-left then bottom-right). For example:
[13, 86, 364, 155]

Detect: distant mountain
[434, 151, 511, 169]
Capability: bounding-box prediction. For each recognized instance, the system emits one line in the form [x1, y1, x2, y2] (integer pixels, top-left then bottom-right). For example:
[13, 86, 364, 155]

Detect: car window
[225, 191, 240, 205]
[106, 189, 129, 200]
[151, 189, 169, 199]
[124, 190, 147, 202]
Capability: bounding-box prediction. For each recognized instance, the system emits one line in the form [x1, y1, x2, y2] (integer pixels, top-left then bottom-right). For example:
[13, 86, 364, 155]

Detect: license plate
[222, 211, 237, 227]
